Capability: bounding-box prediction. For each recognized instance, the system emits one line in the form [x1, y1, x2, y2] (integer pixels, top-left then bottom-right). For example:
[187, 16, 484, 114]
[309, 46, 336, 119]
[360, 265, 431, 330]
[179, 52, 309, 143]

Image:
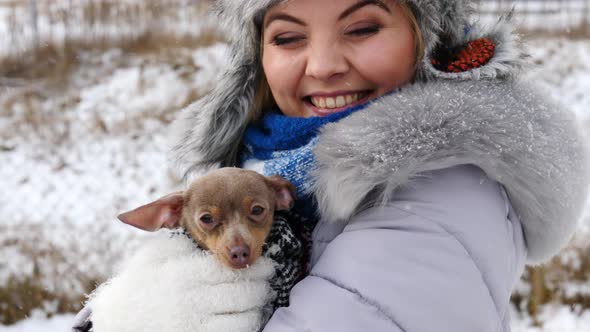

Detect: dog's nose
[229, 245, 251, 268]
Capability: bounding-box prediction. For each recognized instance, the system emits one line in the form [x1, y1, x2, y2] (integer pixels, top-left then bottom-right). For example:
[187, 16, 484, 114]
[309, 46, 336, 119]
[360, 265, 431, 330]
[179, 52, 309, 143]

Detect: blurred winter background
[0, 0, 589, 331]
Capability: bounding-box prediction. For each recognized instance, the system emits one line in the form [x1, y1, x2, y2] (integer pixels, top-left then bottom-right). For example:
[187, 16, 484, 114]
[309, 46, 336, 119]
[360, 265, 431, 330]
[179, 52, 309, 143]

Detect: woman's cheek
[264, 50, 306, 108]
[354, 35, 416, 88]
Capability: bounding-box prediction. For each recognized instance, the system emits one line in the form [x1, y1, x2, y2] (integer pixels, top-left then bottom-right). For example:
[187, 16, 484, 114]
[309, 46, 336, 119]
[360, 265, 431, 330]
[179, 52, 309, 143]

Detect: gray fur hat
[171, 0, 527, 179]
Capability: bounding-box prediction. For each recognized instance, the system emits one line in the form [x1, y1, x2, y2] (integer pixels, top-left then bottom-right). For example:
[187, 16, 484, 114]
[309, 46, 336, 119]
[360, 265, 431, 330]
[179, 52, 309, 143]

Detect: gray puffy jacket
[258, 78, 588, 331]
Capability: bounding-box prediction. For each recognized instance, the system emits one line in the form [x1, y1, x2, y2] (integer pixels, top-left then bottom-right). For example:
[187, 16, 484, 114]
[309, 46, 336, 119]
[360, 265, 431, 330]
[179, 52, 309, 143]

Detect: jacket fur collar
[311, 79, 588, 264]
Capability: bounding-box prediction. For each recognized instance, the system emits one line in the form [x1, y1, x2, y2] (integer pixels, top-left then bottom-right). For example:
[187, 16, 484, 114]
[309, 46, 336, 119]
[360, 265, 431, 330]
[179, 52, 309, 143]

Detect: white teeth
[326, 97, 335, 108]
[310, 92, 364, 109]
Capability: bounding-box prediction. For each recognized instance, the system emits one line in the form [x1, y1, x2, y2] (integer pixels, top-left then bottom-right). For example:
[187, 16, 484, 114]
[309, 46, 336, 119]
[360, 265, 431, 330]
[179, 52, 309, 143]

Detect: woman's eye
[346, 24, 381, 37]
[251, 205, 265, 216]
[272, 34, 304, 46]
[200, 214, 214, 224]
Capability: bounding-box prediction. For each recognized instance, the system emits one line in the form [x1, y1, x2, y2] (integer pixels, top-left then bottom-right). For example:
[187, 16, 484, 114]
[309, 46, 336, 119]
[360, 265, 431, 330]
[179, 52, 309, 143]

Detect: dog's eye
[251, 205, 265, 216]
[200, 214, 214, 224]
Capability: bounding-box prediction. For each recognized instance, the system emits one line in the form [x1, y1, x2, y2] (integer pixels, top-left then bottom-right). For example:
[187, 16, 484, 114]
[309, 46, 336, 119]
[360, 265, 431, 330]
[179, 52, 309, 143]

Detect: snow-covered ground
[0, 312, 75, 332]
[0, 42, 229, 326]
[1, 3, 590, 331]
[525, 38, 590, 123]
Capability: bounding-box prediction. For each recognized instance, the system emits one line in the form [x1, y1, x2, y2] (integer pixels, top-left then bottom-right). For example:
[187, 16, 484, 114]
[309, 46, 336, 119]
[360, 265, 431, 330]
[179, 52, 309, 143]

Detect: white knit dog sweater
[88, 232, 276, 332]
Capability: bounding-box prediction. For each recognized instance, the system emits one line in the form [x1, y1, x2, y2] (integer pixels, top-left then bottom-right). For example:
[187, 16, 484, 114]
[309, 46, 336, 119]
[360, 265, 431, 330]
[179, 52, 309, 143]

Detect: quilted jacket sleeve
[262, 165, 527, 332]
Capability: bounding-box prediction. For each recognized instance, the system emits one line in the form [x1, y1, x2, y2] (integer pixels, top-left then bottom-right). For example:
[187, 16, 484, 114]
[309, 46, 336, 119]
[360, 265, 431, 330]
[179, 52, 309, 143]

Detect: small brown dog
[118, 167, 296, 269]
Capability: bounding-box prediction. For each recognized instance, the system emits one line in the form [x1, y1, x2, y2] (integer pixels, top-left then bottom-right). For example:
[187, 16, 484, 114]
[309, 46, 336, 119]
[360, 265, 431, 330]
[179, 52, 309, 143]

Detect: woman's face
[262, 0, 416, 118]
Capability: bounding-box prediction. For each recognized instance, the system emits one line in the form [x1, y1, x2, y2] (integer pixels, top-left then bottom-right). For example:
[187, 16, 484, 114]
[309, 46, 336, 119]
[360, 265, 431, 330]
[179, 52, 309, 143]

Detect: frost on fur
[312, 80, 588, 264]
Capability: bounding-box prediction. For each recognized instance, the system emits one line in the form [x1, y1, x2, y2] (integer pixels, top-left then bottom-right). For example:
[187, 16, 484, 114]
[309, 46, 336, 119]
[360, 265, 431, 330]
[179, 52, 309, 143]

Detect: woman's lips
[305, 91, 372, 116]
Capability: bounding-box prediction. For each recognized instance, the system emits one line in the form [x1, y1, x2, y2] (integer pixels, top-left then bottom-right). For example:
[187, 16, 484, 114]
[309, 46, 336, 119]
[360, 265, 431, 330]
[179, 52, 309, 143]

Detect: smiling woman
[259, 0, 419, 117]
[71, 0, 590, 331]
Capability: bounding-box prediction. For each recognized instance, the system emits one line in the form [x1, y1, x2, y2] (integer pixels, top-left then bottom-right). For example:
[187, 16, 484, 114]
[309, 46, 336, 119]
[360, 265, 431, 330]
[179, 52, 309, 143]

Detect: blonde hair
[251, 2, 425, 121]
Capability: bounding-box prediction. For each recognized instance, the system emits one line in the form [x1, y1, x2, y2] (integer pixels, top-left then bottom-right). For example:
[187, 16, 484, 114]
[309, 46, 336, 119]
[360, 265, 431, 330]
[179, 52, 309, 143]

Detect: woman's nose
[305, 42, 350, 81]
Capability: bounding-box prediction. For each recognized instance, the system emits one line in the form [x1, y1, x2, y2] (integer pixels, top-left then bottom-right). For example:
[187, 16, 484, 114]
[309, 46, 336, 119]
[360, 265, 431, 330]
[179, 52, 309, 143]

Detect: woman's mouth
[304, 91, 372, 116]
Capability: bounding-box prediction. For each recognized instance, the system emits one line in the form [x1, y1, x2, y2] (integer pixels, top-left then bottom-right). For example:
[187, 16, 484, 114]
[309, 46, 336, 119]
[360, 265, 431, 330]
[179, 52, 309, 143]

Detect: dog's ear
[265, 175, 296, 211]
[118, 192, 185, 231]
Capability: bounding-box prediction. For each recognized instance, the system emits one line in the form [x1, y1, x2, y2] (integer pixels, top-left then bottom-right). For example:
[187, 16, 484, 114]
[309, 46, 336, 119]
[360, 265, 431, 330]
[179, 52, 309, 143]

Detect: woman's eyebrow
[264, 13, 306, 29]
[338, 0, 391, 20]
[265, 0, 390, 29]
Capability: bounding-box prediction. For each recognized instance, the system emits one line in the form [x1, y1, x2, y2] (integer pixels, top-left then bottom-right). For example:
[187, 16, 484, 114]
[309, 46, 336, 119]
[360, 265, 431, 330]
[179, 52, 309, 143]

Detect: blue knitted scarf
[241, 104, 368, 227]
